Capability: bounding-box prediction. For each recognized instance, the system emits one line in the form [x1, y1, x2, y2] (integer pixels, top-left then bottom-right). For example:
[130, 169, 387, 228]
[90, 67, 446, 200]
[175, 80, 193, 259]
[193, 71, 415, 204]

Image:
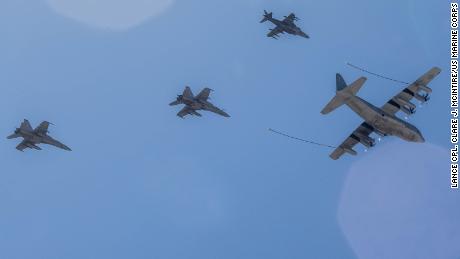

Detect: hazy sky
[0, 0, 457, 258]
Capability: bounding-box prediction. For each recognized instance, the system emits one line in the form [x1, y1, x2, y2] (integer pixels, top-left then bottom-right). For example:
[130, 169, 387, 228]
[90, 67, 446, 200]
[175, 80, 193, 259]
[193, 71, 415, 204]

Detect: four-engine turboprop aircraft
[321, 67, 441, 160]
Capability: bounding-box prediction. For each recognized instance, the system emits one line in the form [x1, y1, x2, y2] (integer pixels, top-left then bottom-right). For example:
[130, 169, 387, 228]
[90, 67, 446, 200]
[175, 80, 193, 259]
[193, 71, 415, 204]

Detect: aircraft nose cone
[416, 134, 425, 143]
[62, 145, 72, 151]
[297, 31, 308, 38]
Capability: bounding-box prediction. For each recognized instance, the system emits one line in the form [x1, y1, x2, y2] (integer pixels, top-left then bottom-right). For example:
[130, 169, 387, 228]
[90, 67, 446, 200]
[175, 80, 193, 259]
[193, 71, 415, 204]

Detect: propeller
[423, 93, 430, 102]
[418, 96, 429, 108]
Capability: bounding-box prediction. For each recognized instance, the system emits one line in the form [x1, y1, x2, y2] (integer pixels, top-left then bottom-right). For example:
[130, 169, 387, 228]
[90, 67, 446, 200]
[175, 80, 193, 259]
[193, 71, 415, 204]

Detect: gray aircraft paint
[7, 120, 71, 151]
[170, 86, 230, 118]
[321, 67, 441, 160]
[260, 11, 309, 39]
[344, 95, 425, 142]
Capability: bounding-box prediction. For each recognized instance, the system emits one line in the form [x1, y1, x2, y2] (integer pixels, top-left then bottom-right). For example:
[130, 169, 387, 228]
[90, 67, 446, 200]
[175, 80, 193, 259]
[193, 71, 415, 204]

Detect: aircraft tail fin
[20, 119, 33, 132]
[260, 10, 272, 23]
[183, 86, 194, 100]
[321, 74, 367, 114]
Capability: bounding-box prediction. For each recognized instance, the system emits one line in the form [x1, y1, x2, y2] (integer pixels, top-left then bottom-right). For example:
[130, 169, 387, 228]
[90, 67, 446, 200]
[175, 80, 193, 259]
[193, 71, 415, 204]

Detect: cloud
[338, 141, 460, 259]
[45, 0, 174, 31]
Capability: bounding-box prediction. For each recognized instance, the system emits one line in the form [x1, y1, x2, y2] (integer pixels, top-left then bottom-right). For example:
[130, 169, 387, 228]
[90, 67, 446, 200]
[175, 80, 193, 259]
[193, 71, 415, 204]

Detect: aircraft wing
[15, 140, 42, 151]
[177, 106, 193, 118]
[34, 121, 51, 135]
[16, 140, 29, 151]
[282, 13, 296, 24]
[267, 26, 283, 38]
[329, 122, 374, 160]
[196, 88, 212, 101]
[381, 67, 441, 114]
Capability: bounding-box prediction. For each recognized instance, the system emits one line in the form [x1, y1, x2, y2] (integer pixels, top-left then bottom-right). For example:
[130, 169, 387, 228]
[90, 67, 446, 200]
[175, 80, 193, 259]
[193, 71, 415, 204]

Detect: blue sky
[0, 0, 457, 258]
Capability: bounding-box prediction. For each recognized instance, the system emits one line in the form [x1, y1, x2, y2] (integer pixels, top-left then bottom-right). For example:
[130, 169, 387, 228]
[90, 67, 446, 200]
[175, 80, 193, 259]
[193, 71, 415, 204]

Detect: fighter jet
[169, 86, 230, 118]
[7, 119, 71, 151]
[260, 10, 309, 39]
[321, 67, 441, 160]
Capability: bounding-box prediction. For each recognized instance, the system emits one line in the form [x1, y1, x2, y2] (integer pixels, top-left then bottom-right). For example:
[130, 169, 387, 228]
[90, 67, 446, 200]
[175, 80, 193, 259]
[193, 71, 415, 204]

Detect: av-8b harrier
[260, 10, 309, 39]
[7, 120, 71, 151]
[321, 67, 441, 160]
[170, 86, 230, 118]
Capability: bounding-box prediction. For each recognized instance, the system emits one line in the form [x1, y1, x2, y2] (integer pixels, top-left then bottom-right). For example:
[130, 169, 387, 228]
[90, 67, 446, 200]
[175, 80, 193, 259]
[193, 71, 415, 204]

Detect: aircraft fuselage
[267, 18, 305, 37]
[346, 96, 425, 142]
[16, 129, 43, 143]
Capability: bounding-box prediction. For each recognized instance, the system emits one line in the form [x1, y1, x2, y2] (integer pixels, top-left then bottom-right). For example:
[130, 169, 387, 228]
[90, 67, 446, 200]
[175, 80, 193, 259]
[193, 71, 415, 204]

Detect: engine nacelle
[417, 84, 432, 93]
[415, 92, 430, 102]
[395, 97, 416, 110]
[359, 135, 376, 148]
[401, 105, 416, 115]
[374, 128, 387, 137]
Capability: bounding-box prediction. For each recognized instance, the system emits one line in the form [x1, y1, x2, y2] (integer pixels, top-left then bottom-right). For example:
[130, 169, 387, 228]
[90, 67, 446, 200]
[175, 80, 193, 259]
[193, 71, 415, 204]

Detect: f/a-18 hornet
[7, 120, 71, 151]
[321, 67, 441, 160]
[260, 10, 309, 39]
[170, 86, 230, 118]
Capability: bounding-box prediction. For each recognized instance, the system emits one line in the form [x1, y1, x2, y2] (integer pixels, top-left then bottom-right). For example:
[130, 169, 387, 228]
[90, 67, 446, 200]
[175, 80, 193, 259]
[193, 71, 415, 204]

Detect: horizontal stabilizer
[169, 100, 181, 106]
[7, 133, 21, 139]
[321, 95, 346, 115]
[321, 74, 367, 114]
